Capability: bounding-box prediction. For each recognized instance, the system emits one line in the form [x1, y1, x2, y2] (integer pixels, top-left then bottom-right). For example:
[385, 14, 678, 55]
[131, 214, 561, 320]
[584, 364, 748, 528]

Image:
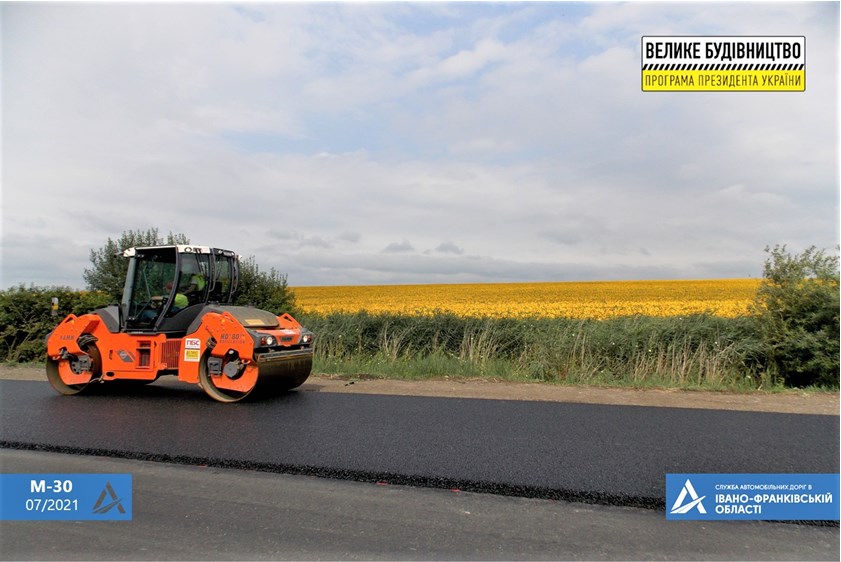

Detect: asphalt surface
[1, 380, 838, 509]
[3, 449, 838, 561]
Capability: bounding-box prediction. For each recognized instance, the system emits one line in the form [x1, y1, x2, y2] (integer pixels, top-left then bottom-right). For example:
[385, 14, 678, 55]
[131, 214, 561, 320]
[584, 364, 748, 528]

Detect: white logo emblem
[670, 479, 707, 514]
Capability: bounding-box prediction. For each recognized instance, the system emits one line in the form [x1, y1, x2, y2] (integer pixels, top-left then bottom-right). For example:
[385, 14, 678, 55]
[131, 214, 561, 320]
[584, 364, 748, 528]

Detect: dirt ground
[5, 364, 838, 415]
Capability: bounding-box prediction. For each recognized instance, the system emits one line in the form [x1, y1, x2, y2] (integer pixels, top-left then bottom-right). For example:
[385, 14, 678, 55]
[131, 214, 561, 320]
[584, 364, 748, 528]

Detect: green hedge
[0, 285, 111, 362]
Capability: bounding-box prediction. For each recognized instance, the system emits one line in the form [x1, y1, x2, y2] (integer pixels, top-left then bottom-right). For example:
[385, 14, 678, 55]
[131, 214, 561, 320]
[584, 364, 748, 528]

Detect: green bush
[84, 228, 189, 301]
[0, 285, 111, 362]
[750, 245, 840, 388]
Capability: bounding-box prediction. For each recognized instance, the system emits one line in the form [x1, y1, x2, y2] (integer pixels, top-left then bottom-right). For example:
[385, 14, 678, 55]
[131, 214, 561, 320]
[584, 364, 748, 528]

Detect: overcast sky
[2, 2, 838, 288]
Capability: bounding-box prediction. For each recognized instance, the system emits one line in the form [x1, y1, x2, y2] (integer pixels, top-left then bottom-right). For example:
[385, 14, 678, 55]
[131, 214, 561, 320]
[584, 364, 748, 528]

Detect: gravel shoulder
[5, 364, 837, 415]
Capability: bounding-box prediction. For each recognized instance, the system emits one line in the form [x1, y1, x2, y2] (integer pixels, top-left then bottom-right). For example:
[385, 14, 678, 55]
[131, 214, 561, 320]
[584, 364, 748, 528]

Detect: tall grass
[299, 312, 770, 391]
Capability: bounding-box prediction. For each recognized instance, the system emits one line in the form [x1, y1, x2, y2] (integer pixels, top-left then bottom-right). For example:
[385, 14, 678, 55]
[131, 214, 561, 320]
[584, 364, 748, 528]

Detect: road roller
[45, 245, 314, 403]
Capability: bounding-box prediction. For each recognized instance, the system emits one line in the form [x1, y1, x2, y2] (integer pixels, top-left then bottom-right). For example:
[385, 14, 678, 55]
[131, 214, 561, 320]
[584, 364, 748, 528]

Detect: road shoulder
[4, 365, 837, 415]
[305, 375, 840, 415]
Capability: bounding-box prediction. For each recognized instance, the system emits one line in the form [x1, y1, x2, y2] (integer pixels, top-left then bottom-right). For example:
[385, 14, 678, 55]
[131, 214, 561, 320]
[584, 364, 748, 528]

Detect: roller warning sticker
[642, 36, 805, 92]
[183, 338, 201, 362]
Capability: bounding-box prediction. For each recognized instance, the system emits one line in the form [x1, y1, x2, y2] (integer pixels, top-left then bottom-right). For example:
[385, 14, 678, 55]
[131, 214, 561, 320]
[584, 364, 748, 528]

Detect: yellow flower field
[293, 279, 761, 319]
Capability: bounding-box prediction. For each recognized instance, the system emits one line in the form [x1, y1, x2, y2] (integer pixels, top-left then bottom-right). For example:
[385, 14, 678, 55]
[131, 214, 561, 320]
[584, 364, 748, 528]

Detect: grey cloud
[1, 230, 91, 288]
[300, 236, 332, 249]
[434, 241, 464, 255]
[338, 232, 361, 243]
[265, 230, 332, 249]
[382, 240, 415, 253]
[268, 230, 299, 240]
[539, 230, 584, 246]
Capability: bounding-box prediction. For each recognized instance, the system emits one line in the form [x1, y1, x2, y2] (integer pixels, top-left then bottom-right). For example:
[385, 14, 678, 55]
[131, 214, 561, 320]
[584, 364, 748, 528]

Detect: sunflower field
[292, 266, 836, 390]
[293, 279, 760, 320]
[290, 278, 771, 389]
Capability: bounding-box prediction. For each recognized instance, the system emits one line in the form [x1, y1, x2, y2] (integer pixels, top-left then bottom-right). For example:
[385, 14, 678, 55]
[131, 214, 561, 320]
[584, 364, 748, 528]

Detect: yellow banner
[642, 70, 805, 92]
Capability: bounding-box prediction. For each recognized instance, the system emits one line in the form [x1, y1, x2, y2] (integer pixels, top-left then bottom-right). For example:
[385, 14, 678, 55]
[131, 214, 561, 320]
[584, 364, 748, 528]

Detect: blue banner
[0, 473, 132, 521]
[666, 473, 839, 520]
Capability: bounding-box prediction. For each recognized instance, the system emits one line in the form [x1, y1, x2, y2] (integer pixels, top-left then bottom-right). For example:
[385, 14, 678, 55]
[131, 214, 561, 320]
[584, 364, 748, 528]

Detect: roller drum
[250, 348, 314, 398]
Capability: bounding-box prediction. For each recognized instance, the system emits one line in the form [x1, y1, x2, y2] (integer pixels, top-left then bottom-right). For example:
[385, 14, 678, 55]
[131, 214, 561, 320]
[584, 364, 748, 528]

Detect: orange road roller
[45, 245, 314, 403]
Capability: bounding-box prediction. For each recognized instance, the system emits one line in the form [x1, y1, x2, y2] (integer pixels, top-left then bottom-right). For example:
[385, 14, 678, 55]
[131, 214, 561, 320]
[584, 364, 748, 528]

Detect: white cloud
[2, 2, 837, 289]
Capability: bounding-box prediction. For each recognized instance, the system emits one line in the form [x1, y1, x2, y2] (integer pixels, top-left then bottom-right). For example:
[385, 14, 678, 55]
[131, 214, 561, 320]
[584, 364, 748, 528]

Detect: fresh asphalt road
[0, 379, 838, 560]
[0, 380, 837, 506]
[1, 449, 838, 561]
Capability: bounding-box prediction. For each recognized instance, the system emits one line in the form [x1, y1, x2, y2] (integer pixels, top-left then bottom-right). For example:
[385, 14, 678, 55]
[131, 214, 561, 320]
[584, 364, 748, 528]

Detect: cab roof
[121, 245, 237, 257]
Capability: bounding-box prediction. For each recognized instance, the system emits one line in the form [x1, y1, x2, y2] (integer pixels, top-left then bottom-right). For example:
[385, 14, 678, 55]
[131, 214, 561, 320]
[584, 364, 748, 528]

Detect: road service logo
[642, 36, 805, 92]
[92, 482, 127, 515]
[670, 479, 707, 515]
